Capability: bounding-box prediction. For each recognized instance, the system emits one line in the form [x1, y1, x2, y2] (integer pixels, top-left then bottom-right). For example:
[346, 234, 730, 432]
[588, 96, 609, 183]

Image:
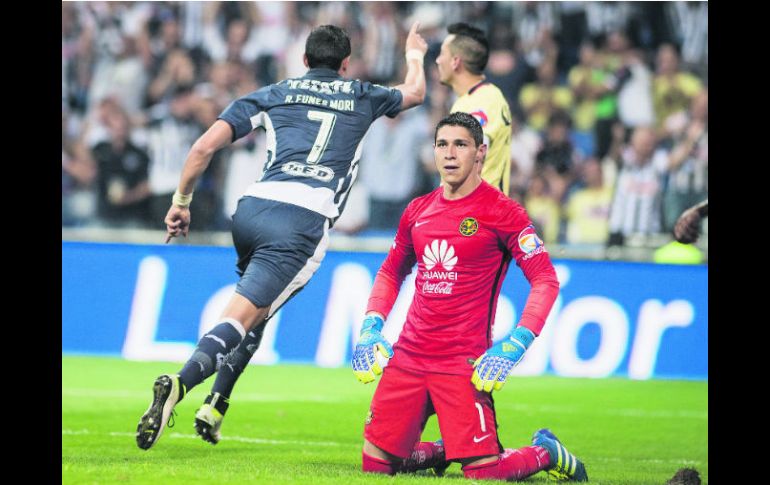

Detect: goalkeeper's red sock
[362, 452, 395, 475]
[462, 446, 550, 481]
[397, 441, 446, 472]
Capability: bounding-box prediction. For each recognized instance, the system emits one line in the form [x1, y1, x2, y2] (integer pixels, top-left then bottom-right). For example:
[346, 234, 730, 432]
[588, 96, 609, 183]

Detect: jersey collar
[306, 68, 343, 79]
[467, 80, 489, 95]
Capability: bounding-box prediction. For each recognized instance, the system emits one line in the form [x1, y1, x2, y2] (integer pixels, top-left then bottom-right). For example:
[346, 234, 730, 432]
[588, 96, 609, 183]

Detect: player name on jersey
[283, 94, 355, 111]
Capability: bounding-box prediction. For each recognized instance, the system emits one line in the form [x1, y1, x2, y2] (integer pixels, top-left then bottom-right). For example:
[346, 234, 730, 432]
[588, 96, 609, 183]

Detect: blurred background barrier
[63, 240, 706, 380]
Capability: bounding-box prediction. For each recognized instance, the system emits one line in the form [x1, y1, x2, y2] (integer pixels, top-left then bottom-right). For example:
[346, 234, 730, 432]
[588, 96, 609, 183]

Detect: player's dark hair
[447, 22, 489, 74]
[434, 112, 484, 147]
[305, 25, 351, 70]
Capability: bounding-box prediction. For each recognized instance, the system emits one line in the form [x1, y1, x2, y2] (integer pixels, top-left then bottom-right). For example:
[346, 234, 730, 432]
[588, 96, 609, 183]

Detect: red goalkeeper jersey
[367, 181, 559, 375]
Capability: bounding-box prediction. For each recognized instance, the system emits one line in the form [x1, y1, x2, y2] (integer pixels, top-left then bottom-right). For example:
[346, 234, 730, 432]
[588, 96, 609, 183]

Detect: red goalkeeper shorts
[363, 364, 501, 460]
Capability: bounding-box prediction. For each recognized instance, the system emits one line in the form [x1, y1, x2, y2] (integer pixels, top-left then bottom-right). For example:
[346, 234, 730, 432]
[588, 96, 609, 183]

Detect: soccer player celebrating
[435, 23, 513, 195]
[135, 23, 428, 450]
[352, 112, 588, 481]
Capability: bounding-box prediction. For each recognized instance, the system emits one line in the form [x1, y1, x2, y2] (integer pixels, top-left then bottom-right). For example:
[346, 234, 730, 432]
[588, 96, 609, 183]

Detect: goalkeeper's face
[434, 125, 486, 188]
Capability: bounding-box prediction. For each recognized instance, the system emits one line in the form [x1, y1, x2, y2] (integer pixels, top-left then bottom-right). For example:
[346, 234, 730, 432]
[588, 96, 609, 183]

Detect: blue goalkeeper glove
[352, 315, 394, 384]
[471, 326, 535, 392]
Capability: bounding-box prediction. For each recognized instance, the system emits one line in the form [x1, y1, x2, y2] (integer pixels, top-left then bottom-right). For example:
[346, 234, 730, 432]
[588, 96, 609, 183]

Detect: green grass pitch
[62, 356, 707, 484]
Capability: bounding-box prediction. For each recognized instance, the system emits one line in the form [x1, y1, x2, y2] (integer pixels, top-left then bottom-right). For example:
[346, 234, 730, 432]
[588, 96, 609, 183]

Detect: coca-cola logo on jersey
[422, 240, 458, 294]
[422, 281, 454, 294]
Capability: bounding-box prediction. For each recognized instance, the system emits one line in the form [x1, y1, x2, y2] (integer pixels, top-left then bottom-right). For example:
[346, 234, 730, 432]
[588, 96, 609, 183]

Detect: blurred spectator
[359, 107, 431, 229]
[616, 48, 655, 130]
[147, 47, 197, 108]
[513, 1, 559, 70]
[83, 2, 150, 120]
[146, 85, 206, 229]
[567, 39, 603, 133]
[195, 61, 239, 112]
[280, 4, 315, 79]
[524, 174, 561, 244]
[202, 2, 262, 66]
[564, 157, 612, 245]
[485, 23, 533, 120]
[653, 43, 703, 135]
[666, 2, 708, 81]
[585, 2, 631, 43]
[626, 2, 676, 54]
[519, 60, 573, 132]
[91, 103, 151, 227]
[62, 3, 93, 113]
[556, 2, 589, 73]
[62, 111, 98, 226]
[607, 126, 669, 245]
[360, 3, 400, 85]
[508, 111, 542, 202]
[661, 89, 708, 232]
[592, 30, 630, 159]
[534, 111, 581, 203]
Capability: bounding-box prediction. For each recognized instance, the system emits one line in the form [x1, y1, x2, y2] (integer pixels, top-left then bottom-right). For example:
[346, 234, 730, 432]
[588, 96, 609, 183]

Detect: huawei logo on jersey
[423, 240, 458, 271]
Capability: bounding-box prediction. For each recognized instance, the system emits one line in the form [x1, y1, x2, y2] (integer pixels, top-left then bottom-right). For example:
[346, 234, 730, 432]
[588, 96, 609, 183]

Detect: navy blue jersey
[218, 68, 403, 219]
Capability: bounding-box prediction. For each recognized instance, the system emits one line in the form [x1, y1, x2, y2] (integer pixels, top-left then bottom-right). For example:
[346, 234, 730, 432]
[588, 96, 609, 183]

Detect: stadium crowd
[62, 1, 707, 248]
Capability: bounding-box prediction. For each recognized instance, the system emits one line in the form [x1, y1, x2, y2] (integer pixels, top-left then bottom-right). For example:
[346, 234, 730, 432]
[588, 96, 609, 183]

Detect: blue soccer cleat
[532, 428, 588, 482]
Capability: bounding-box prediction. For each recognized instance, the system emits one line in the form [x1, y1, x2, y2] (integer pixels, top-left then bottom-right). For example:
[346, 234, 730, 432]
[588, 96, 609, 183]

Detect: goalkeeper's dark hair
[305, 25, 351, 70]
[434, 112, 484, 147]
[447, 22, 489, 74]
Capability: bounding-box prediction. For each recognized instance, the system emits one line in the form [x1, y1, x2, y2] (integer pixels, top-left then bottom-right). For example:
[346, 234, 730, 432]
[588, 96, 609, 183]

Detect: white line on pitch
[62, 429, 354, 447]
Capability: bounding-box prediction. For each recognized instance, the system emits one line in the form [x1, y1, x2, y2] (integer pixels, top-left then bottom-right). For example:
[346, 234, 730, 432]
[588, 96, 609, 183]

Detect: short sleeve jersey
[218, 68, 403, 220]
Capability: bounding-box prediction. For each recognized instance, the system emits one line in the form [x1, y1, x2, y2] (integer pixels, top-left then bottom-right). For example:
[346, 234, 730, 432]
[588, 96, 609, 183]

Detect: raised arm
[393, 21, 428, 111]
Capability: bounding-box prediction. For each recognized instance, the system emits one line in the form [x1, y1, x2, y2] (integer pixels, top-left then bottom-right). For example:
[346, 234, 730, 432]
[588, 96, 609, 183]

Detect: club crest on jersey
[470, 110, 488, 127]
[366, 410, 373, 425]
[459, 217, 479, 236]
[518, 225, 546, 260]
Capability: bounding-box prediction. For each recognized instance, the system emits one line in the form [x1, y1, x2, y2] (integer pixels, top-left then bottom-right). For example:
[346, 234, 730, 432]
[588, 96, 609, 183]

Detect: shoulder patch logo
[518, 225, 545, 254]
[470, 110, 488, 127]
[459, 217, 479, 236]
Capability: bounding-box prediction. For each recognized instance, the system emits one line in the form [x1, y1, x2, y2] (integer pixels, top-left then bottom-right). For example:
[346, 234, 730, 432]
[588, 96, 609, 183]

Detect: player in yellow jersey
[436, 23, 513, 195]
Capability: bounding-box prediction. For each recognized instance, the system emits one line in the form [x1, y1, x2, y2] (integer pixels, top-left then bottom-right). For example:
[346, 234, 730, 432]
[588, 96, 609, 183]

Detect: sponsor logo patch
[423, 240, 457, 271]
[459, 217, 479, 236]
[422, 281, 454, 294]
[518, 225, 545, 259]
[470, 110, 488, 127]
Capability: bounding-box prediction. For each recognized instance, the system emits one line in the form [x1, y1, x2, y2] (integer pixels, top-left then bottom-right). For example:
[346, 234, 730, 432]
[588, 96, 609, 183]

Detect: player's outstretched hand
[471, 326, 535, 393]
[164, 205, 191, 243]
[673, 204, 703, 244]
[405, 21, 428, 57]
[352, 314, 393, 384]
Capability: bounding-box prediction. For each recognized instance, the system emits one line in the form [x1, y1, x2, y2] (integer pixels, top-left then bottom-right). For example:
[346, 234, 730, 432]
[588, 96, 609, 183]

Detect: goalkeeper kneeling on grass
[350, 113, 588, 481]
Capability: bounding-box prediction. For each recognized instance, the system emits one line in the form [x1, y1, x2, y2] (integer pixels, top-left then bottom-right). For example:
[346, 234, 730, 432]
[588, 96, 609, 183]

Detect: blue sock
[210, 324, 266, 403]
[178, 320, 245, 392]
